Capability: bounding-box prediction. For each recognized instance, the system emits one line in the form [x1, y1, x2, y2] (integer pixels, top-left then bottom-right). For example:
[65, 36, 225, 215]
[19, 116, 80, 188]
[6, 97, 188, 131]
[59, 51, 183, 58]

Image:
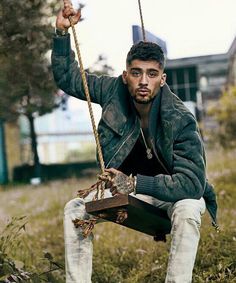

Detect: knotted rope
[67, 13, 109, 236]
[72, 172, 112, 237]
[68, 0, 146, 200]
[69, 16, 105, 200]
[68, 0, 146, 236]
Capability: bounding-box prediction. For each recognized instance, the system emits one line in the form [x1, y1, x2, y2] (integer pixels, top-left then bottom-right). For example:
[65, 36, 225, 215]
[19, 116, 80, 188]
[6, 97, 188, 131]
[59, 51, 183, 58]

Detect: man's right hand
[56, 0, 81, 31]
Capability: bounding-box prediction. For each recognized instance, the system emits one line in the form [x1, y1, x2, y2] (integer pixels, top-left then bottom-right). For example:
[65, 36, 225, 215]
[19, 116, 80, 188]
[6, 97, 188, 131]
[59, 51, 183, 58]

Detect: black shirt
[118, 135, 166, 177]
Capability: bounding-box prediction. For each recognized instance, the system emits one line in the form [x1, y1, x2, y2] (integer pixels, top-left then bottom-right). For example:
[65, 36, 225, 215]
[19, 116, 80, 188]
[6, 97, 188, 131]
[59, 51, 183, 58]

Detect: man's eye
[131, 71, 141, 77]
[148, 71, 158, 78]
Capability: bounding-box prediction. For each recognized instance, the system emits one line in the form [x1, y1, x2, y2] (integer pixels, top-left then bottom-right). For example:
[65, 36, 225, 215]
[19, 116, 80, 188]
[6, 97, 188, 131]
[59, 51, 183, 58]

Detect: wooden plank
[85, 195, 171, 237]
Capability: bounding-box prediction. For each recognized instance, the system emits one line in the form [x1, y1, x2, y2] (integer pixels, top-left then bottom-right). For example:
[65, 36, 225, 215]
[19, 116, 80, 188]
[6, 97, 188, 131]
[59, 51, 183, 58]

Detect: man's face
[122, 59, 166, 104]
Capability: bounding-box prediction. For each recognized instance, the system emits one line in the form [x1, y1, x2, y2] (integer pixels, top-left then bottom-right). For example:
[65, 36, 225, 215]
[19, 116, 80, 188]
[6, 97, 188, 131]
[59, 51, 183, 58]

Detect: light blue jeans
[64, 190, 206, 283]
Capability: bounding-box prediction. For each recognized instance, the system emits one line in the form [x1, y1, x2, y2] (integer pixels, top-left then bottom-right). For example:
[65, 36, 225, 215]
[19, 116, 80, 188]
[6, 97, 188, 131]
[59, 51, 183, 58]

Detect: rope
[72, 208, 128, 238]
[138, 0, 146, 41]
[68, 0, 147, 200]
[69, 16, 105, 199]
[67, 1, 147, 235]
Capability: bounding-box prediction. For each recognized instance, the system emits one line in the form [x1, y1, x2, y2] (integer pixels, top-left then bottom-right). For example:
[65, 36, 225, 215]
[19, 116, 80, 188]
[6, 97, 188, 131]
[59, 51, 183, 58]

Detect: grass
[0, 148, 236, 282]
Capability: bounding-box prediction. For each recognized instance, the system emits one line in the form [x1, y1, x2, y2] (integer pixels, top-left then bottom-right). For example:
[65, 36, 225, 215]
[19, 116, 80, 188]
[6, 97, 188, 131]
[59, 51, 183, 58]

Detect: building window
[166, 66, 198, 102]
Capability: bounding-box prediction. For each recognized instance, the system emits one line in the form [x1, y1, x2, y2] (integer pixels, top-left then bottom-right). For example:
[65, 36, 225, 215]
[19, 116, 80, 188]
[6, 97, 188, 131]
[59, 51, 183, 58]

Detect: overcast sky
[69, 0, 236, 75]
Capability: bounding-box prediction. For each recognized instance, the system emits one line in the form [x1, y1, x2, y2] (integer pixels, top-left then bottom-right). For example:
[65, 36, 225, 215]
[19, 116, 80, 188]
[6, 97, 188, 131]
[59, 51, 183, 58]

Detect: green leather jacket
[51, 34, 218, 228]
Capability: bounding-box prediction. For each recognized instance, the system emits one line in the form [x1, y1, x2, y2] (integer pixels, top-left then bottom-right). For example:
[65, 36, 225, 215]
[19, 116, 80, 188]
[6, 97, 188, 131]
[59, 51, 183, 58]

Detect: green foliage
[0, 216, 32, 282]
[0, 0, 60, 121]
[0, 217, 64, 282]
[208, 86, 236, 148]
[0, 0, 61, 169]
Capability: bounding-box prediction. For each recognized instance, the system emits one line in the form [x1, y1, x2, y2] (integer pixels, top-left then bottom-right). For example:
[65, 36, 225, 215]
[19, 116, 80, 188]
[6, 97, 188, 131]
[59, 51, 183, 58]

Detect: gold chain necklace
[140, 128, 153, 159]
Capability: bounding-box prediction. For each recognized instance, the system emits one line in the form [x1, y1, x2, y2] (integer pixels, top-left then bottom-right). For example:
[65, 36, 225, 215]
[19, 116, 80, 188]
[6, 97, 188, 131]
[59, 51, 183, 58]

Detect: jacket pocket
[98, 120, 121, 148]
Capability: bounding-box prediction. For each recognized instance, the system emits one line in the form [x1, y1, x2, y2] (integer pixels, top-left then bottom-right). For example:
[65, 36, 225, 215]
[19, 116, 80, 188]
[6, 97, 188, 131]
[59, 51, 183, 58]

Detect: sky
[70, 0, 236, 76]
[65, 0, 236, 116]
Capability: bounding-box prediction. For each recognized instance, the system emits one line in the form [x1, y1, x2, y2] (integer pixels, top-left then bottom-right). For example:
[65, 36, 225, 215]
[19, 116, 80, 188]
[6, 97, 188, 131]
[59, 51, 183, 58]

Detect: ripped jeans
[64, 190, 206, 283]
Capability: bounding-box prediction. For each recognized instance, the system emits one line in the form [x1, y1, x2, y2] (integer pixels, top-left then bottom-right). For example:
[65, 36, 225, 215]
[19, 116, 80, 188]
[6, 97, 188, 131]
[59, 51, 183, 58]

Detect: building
[165, 53, 229, 130]
[166, 53, 229, 103]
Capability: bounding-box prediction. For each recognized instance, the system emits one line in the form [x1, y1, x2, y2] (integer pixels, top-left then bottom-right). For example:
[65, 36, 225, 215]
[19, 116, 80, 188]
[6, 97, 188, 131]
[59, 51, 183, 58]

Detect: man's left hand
[99, 168, 135, 196]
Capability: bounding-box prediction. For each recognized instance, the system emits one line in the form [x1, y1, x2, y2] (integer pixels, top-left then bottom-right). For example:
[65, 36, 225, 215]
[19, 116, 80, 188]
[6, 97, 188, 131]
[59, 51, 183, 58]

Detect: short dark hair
[126, 41, 165, 69]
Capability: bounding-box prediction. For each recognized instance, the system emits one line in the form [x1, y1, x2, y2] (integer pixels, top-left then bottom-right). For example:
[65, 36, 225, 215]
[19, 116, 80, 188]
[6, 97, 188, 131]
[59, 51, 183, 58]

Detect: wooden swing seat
[85, 194, 171, 240]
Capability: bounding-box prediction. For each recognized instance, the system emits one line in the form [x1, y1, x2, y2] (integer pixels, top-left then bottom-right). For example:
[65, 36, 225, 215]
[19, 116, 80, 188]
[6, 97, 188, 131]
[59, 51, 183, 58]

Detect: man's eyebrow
[130, 67, 142, 71]
[147, 68, 159, 73]
[130, 67, 159, 73]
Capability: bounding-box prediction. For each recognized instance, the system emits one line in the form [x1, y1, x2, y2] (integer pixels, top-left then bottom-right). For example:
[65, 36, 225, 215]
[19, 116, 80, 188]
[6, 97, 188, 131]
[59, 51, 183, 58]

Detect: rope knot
[74, 173, 113, 236]
[72, 218, 98, 237]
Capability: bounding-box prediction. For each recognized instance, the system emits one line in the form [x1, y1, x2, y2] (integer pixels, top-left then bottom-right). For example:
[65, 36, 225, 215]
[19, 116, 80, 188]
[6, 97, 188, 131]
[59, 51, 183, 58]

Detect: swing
[69, 0, 171, 240]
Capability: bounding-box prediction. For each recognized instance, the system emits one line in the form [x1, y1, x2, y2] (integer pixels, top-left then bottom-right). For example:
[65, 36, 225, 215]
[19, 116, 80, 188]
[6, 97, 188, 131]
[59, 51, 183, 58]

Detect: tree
[0, 0, 61, 178]
[208, 86, 236, 148]
[86, 54, 114, 76]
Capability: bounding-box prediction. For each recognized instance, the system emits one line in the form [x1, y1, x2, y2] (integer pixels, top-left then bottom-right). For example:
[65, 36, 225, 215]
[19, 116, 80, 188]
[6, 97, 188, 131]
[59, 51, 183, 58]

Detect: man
[51, 1, 218, 282]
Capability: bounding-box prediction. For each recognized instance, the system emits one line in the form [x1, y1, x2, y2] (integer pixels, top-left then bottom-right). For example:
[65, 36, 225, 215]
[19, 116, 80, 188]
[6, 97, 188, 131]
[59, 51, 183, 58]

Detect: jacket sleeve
[136, 116, 206, 202]
[51, 34, 116, 106]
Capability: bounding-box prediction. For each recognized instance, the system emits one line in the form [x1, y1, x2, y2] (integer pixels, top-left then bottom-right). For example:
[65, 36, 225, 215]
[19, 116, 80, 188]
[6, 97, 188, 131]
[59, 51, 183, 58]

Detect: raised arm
[52, 0, 116, 106]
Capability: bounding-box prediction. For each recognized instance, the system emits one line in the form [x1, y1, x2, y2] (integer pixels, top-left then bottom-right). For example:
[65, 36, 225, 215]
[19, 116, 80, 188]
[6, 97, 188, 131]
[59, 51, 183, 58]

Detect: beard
[131, 89, 156, 104]
[132, 96, 155, 104]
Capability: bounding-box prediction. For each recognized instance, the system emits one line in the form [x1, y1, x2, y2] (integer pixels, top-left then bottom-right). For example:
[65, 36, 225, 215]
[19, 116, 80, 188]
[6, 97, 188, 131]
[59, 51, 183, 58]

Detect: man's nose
[139, 74, 148, 85]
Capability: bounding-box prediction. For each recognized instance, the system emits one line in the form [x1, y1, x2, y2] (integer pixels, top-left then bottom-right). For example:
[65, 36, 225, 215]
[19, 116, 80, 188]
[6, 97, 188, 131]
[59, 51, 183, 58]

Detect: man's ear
[122, 70, 127, 84]
[160, 73, 167, 87]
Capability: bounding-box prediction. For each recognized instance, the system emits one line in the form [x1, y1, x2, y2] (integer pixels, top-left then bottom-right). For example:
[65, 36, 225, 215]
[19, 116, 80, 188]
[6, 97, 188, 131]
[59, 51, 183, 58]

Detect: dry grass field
[0, 148, 235, 282]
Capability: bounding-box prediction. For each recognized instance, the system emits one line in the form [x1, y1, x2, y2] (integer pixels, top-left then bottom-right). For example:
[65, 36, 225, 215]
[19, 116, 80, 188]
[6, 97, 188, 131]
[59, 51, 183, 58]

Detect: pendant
[146, 148, 153, 159]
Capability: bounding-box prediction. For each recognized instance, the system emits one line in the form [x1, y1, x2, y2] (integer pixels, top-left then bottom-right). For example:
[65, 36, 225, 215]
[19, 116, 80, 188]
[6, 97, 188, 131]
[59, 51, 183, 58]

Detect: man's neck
[134, 102, 152, 129]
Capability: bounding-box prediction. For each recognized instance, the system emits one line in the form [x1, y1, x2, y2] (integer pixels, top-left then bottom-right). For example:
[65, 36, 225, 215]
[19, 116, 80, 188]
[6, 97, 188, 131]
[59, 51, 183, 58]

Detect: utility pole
[0, 119, 8, 184]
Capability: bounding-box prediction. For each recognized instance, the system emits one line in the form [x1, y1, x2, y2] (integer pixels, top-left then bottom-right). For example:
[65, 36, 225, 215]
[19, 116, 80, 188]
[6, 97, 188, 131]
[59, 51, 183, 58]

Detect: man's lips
[136, 88, 150, 96]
